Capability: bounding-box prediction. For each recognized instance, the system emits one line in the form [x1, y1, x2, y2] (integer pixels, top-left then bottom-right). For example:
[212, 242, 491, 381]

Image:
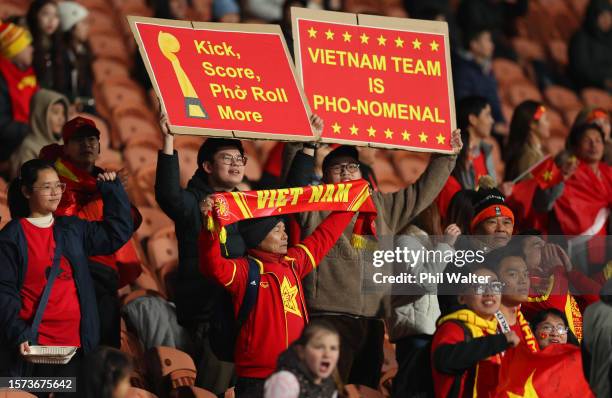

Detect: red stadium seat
[124, 140, 161, 174]
[544, 85, 582, 114]
[92, 58, 130, 84]
[344, 385, 384, 398]
[75, 112, 111, 149]
[512, 38, 545, 62]
[147, 228, 178, 270]
[506, 83, 543, 107]
[492, 59, 529, 86]
[581, 88, 612, 111]
[547, 40, 568, 67]
[133, 164, 158, 208]
[134, 207, 173, 244]
[157, 261, 178, 301]
[0, 390, 37, 397]
[89, 34, 132, 66]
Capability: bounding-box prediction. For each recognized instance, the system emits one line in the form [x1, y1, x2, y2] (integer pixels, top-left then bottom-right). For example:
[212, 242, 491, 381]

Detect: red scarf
[208, 179, 377, 248]
[0, 57, 37, 123]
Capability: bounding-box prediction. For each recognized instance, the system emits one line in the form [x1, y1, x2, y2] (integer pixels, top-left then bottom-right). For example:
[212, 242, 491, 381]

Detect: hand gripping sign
[129, 17, 314, 141]
[292, 8, 456, 153]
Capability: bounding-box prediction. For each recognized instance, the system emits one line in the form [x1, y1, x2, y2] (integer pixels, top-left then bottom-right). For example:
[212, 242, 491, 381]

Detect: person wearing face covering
[9, 88, 68, 179]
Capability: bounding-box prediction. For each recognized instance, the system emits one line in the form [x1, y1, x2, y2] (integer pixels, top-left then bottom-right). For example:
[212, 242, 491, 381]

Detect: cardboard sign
[129, 17, 313, 140]
[292, 9, 456, 153]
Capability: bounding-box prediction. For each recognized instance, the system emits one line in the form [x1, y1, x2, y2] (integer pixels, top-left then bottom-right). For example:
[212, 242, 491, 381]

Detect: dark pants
[90, 261, 120, 348]
[311, 314, 384, 389]
[392, 334, 434, 398]
[235, 377, 265, 398]
[188, 322, 235, 395]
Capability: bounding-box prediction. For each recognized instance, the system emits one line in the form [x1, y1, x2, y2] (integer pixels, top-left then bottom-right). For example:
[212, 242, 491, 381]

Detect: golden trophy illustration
[158, 31, 208, 119]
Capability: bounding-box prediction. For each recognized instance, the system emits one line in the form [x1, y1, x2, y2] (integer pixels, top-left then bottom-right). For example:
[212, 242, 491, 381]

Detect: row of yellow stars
[307, 27, 439, 51]
[330, 122, 445, 144]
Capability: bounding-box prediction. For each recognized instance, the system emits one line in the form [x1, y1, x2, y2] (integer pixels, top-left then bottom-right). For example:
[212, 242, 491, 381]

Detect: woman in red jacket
[199, 200, 353, 397]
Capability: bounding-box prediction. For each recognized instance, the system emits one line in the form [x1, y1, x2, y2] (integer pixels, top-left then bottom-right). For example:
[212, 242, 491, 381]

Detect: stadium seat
[546, 108, 569, 137]
[147, 228, 178, 270]
[492, 59, 529, 86]
[581, 88, 612, 111]
[93, 58, 130, 84]
[126, 388, 159, 398]
[134, 207, 173, 244]
[97, 148, 125, 172]
[123, 140, 161, 174]
[254, 140, 279, 164]
[89, 34, 132, 66]
[512, 38, 545, 62]
[544, 85, 582, 114]
[547, 40, 568, 67]
[133, 163, 158, 208]
[174, 138, 202, 188]
[543, 132, 566, 156]
[146, 347, 197, 395]
[506, 83, 543, 107]
[0, 391, 37, 397]
[116, 113, 162, 148]
[0, 3, 27, 19]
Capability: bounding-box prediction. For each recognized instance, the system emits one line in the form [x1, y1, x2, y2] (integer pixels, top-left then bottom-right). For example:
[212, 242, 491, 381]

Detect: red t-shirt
[18, 219, 81, 346]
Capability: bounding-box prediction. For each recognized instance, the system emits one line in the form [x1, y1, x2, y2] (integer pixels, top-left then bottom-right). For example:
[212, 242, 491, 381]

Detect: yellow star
[325, 29, 334, 40]
[507, 371, 539, 398]
[402, 130, 410, 141]
[377, 35, 387, 46]
[412, 38, 421, 49]
[367, 126, 376, 137]
[542, 170, 553, 181]
[307, 27, 317, 38]
[331, 122, 341, 134]
[360, 33, 369, 44]
[395, 37, 404, 48]
[419, 131, 428, 143]
[436, 133, 445, 144]
[384, 128, 393, 139]
[349, 124, 359, 136]
[342, 31, 352, 42]
[430, 40, 439, 51]
[280, 276, 302, 317]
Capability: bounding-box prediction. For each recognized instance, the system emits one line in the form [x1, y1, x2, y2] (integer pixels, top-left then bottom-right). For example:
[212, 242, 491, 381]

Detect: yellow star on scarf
[280, 276, 302, 317]
[507, 371, 539, 398]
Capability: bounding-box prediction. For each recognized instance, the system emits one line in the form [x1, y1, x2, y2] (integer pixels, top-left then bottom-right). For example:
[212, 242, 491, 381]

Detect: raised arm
[81, 175, 133, 256]
[287, 211, 355, 278]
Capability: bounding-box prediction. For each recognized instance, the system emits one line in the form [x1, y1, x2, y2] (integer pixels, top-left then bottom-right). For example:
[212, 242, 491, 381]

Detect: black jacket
[0, 72, 28, 161]
[0, 180, 132, 355]
[155, 151, 246, 326]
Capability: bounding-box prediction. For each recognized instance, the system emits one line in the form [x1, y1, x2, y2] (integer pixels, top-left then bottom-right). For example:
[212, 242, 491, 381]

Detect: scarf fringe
[207, 215, 227, 244]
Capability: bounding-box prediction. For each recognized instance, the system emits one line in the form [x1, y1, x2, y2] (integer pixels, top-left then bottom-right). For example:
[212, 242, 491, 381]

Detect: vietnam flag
[531, 156, 563, 190]
[495, 344, 593, 398]
[506, 179, 549, 234]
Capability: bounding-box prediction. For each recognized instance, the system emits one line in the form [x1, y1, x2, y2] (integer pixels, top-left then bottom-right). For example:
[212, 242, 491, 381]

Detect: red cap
[62, 116, 100, 142]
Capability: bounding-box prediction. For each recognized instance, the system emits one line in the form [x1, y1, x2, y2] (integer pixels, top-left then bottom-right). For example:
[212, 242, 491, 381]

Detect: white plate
[22, 346, 78, 364]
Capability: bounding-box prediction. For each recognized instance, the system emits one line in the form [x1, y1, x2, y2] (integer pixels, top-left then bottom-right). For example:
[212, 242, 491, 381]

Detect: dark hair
[81, 347, 133, 398]
[294, 319, 339, 347]
[445, 189, 476, 232]
[461, 27, 489, 50]
[8, 159, 56, 219]
[504, 100, 542, 181]
[567, 123, 605, 154]
[197, 138, 244, 170]
[529, 308, 580, 347]
[453, 96, 489, 180]
[26, 0, 67, 93]
[483, 242, 525, 275]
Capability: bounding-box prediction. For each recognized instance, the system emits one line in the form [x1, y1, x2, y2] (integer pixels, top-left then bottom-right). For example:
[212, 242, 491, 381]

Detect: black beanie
[238, 216, 283, 249]
[322, 145, 359, 172]
[470, 187, 514, 231]
[197, 138, 244, 168]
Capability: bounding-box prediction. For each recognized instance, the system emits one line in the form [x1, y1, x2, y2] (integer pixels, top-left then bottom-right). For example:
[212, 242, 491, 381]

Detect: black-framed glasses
[538, 325, 569, 335]
[329, 163, 360, 175]
[218, 154, 247, 166]
[32, 182, 67, 194]
[472, 281, 505, 295]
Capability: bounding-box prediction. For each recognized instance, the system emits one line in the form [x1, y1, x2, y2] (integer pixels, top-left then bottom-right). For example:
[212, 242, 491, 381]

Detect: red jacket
[199, 211, 354, 378]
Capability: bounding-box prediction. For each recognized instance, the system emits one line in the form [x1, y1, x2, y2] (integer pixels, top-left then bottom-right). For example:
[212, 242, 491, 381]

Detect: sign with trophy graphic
[128, 17, 314, 140]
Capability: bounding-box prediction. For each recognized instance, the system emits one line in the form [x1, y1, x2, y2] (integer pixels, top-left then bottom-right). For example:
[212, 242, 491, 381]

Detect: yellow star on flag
[395, 37, 404, 47]
[342, 31, 352, 42]
[307, 27, 317, 38]
[349, 124, 359, 136]
[436, 133, 445, 144]
[430, 40, 439, 51]
[325, 29, 334, 40]
[412, 38, 421, 49]
[542, 170, 553, 181]
[367, 126, 376, 137]
[384, 128, 393, 139]
[402, 130, 410, 141]
[507, 371, 539, 398]
[280, 276, 302, 317]
[332, 122, 341, 134]
[419, 131, 428, 143]
[377, 35, 387, 46]
[360, 33, 369, 44]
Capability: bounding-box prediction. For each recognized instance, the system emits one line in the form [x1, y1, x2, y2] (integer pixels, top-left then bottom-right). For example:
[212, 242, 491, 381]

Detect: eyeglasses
[538, 325, 569, 335]
[32, 182, 66, 194]
[218, 154, 247, 166]
[329, 163, 360, 175]
[472, 281, 505, 295]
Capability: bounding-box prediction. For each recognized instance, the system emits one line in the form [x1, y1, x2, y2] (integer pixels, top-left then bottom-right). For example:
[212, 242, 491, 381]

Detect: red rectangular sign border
[128, 15, 315, 142]
[291, 8, 456, 154]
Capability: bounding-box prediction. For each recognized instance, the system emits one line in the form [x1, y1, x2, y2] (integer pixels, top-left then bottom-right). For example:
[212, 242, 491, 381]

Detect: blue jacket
[0, 179, 133, 354]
